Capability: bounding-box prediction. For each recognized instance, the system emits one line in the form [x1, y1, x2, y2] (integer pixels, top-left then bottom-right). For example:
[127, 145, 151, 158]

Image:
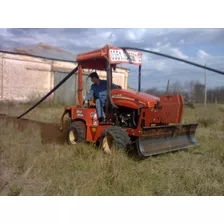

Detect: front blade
[136, 123, 199, 157]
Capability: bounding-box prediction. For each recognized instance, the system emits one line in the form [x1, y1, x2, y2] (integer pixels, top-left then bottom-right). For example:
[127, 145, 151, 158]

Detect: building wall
[0, 53, 3, 100]
[0, 53, 52, 102]
[0, 52, 129, 104]
[54, 71, 76, 105]
[51, 60, 77, 105]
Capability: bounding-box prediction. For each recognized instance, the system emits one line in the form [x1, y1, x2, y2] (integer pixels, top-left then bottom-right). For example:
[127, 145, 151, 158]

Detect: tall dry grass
[0, 103, 224, 195]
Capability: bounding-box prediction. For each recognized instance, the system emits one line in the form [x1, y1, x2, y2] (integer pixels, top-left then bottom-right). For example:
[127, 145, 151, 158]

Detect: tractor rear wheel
[99, 126, 131, 154]
[66, 120, 86, 145]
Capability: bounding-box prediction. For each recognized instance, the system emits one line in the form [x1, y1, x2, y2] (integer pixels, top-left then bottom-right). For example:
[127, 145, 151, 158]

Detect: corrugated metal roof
[0, 44, 130, 71]
[4, 43, 77, 62]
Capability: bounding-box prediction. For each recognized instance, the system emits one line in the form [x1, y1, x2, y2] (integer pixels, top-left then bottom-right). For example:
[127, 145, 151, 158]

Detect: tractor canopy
[76, 45, 142, 70]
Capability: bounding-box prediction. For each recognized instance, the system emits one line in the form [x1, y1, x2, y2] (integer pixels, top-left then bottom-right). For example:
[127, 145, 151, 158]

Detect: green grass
[0, 103, 224, 195]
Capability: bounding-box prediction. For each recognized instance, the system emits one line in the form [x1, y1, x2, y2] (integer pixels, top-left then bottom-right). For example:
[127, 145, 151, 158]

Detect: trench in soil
[0, 113, 69, 145]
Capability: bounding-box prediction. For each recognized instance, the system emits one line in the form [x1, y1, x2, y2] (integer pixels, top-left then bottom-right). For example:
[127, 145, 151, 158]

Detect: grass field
[0, 103, 224, 196]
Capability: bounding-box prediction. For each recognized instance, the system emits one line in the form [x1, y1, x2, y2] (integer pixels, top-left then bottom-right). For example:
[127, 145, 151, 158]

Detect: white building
[0, 44, 129, 105]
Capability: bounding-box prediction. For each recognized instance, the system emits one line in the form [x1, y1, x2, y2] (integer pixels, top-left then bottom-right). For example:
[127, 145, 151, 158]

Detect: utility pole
[190, 83, 193, 102]
[204, 64, 207, 108]
[166, 79, 170, 94]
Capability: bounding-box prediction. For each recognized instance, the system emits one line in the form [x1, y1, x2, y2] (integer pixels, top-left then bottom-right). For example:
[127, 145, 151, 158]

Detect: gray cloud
[0, 28, 224, 90]
[2, 28, 224, 50]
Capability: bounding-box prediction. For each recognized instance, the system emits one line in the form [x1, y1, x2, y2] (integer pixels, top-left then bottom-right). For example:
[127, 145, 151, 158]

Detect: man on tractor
[84, 72, 121, 123]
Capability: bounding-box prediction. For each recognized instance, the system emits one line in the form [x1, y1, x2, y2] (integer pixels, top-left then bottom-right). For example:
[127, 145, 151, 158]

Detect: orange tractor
[59, 45, 198, 158]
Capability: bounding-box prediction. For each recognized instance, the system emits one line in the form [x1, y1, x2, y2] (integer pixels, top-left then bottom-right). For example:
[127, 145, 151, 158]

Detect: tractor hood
[111, 89, 160, 109]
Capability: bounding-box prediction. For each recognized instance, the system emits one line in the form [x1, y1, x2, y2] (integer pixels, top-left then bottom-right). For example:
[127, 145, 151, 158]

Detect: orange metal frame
[76, 45, 143, 107]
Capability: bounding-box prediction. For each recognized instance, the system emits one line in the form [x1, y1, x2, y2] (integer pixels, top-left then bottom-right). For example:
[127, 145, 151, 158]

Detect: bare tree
[143, 79, 224, 104]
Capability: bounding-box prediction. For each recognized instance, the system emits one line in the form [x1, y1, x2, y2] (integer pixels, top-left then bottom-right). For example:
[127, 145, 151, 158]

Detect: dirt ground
[0, 113, 67, 145]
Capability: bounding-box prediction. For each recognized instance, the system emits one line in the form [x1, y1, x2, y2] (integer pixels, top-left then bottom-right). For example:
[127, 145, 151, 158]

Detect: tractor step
[136, 123, 199, 157]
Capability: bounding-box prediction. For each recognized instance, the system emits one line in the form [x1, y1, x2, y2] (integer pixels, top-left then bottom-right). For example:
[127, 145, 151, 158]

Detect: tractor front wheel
[99, 126, 131, 154]
[66, 120, 86, 145]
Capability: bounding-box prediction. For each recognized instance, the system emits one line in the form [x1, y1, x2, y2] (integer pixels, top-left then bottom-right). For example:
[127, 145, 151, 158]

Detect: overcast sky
[0, 28, 224, 90]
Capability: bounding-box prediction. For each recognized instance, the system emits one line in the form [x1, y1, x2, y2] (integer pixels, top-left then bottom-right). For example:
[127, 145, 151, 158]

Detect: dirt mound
[0, 114, 69, 145]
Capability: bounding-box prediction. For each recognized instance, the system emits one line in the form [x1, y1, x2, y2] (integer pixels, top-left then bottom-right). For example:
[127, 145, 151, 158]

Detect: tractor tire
[99, 126, 131, 154]
[66, 120, 86, 145]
